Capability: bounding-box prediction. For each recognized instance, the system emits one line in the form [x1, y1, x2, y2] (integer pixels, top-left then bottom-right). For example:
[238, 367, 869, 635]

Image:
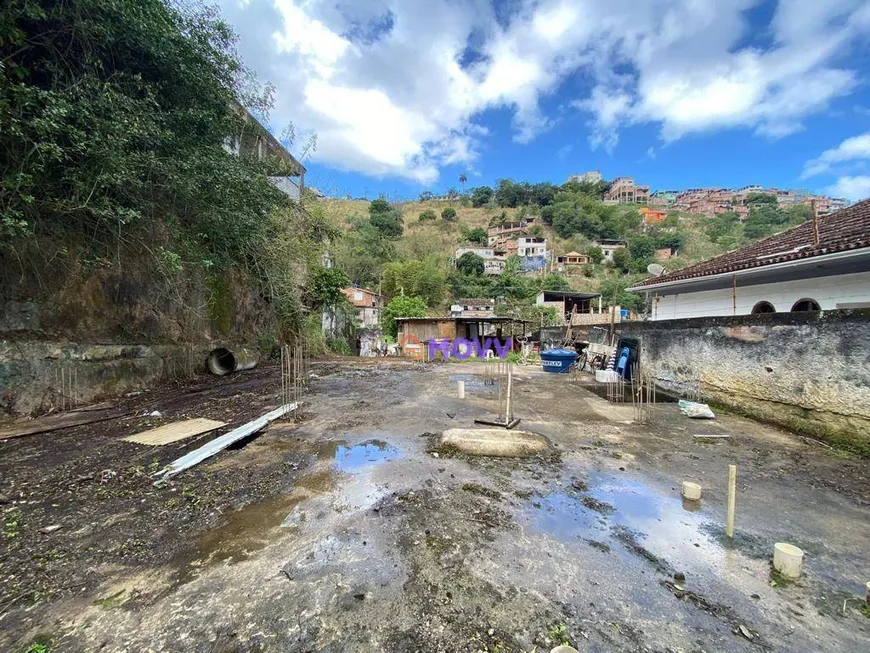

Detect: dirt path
[2, 360, 868, 652]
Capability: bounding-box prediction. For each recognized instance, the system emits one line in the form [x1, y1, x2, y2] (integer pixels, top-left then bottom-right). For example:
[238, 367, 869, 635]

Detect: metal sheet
[122, 418, 226, 446]
[152, 404, 296, 483]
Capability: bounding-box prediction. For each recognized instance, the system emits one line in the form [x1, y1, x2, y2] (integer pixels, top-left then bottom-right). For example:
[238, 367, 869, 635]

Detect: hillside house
[594, 239, 627, 262]
[225, 103, 305, 202]
[628, 199, 870, 320]
[487, 221, 527, 245]
[568, 171, 603, 184]
[455, 245, 495, 260]
[484, 258, 506, 275]
[517, 237, 548, 272]
[343, 287, 383, 329]
[640, 207, 667, 224]
[604, 177, 649, 204]
[450, 298, 496, 318]
[555, 251, 590, 274]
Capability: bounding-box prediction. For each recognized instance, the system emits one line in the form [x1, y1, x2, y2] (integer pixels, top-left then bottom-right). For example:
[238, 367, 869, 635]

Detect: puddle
[187, 470, 334, 567]
[524, 472, 761, 580]
[170, 439, 401, 586]
[333, 439, 401, 471]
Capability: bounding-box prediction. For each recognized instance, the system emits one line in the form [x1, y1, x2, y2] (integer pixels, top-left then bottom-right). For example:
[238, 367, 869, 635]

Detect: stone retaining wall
[0, 342, 214, 416]
[620, 309, 870, 454]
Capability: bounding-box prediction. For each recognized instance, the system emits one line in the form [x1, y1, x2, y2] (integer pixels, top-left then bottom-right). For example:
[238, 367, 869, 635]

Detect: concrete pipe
[207, 348, 258, 376]
[682, 481, 702, 501]
[773, 542, 804, 579]
[458, 380, 465, 399]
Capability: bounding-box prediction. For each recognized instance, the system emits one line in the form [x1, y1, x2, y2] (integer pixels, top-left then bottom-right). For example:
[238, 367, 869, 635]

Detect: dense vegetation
[1, 0, 334, 344]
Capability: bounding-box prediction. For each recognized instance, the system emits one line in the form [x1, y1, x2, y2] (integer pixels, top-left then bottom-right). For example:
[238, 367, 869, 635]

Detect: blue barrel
[540, 348, 577, 374]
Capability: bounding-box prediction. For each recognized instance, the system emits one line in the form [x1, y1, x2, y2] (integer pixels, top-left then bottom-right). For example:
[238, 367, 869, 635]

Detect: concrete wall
[0, 341, 214, 416]
[650, 270, 870, 320]
[621, 310, 870, 454]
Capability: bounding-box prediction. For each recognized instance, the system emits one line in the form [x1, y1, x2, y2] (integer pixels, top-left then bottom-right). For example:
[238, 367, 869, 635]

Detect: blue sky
[219, 0, 870, 201]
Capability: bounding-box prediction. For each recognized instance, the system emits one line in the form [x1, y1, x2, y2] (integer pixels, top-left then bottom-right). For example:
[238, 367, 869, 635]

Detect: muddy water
[174, 438, 403, 582]
[523, 471, 759, 580]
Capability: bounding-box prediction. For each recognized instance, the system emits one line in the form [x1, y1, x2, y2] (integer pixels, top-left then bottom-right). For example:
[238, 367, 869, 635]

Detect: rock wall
[0, 341, 215, 416]
[620, 310, 870, 455]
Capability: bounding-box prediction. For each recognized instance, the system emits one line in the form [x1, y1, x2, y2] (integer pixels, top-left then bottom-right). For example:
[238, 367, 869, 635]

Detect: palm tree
[459, 173, 467, 193]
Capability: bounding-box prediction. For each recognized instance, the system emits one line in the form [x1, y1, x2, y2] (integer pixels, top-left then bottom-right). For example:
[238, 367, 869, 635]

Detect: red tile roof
[630, 199, 870, 289]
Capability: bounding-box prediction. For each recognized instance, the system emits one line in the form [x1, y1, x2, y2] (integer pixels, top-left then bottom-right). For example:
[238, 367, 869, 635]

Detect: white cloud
[825, 175, 870, 201]
[218, 0, 870, 183]
[802, 131, 870, 178]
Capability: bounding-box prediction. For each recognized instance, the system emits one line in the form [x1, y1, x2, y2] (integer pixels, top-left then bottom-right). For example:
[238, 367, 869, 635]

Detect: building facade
[593, 239, 626, 262]
[343, 287, 383, 329]
[603, 177, 650, 204]
[568, 171, 602, 184]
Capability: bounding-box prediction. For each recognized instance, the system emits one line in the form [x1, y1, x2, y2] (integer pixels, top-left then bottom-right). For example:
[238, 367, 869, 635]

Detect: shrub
[441, 207, 457, 221]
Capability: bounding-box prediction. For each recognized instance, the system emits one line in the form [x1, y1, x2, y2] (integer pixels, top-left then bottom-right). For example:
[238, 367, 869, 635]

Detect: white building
[455, 245, 494, 260]
[517, 237, 547, 258]
[593, 239, 626, 262]
[568, 171, 602, 184]
[484, 258, 505, 275]
[628, 199, 870, 321]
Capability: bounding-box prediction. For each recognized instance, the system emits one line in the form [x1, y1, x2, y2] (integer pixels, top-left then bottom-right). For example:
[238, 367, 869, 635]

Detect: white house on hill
[628, 199, 870, 320]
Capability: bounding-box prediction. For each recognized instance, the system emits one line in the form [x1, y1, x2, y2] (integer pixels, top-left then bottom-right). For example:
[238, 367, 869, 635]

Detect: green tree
[418, 191, 434, 202]
[611, 247, 632, 272]
[309, 267, 349, 309]
[471, 186, 493, 207]
[466, 227, 488, 244]
[441, 207, 457, 221]
[381, 259, 445, 306]
[495, 179, 531, 207]
[381, 295, 427, 338]
[456, 252, 485, 276]
[0, 0, 290, 264]
[459, 173, 467, 193]
[586, 246, 604, 264]
[540, 273, 571, 291]
[369, 200, 404, 238]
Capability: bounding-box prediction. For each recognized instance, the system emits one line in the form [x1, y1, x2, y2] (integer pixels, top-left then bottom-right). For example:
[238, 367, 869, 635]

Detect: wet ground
[1, 359, 869, 652]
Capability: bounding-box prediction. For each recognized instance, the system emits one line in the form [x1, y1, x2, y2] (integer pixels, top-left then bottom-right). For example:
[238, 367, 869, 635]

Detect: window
[751, 301, 776, 314]
[791, 298, 820, 312]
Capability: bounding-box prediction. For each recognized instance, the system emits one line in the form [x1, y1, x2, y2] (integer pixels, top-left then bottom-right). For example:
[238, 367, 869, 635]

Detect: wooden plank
[0, 409, 130, 440]
[122, 418, 227, 446]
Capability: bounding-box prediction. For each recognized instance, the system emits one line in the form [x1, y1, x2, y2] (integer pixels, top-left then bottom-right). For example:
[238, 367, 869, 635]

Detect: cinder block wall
[621, 310, 870, 455]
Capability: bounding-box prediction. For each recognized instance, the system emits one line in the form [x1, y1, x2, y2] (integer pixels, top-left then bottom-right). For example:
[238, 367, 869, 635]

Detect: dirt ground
[1, 359, 869, 652]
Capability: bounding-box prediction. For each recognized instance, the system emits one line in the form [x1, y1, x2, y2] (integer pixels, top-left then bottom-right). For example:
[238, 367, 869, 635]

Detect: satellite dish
[647, 263, 665, 277]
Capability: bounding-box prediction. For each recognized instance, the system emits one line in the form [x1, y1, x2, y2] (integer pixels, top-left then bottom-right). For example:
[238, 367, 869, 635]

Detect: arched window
[791, 298, 820, 312]
[751, 301, 776, 314]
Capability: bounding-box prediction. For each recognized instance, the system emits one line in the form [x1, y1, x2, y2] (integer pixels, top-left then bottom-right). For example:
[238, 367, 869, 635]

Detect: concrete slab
[439, 428, 550, 457]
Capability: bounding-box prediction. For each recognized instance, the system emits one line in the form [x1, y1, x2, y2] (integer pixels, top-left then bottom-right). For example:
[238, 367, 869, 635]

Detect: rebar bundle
[631, 363, 656, 425]
[280, 342, 310, 420]
[606, 372, 626, 403]
[53, 364, 79, 411]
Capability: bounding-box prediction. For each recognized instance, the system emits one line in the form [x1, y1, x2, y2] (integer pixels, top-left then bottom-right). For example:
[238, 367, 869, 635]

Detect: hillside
[322, 188, 811, 319]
